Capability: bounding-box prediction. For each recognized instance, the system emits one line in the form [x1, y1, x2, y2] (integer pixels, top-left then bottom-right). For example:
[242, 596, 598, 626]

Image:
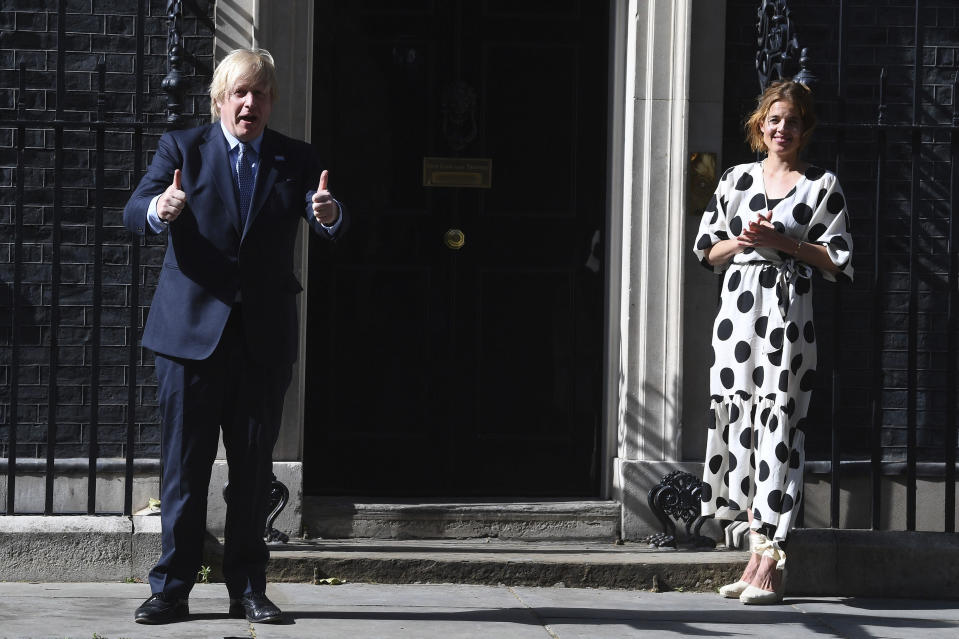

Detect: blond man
[124, 48, 346, 624]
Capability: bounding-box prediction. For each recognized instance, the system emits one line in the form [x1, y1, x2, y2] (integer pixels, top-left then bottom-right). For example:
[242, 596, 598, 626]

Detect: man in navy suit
[124, 48, 345, 624]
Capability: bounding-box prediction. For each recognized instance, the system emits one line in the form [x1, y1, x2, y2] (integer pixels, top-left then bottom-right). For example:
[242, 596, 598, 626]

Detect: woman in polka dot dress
[692, 81, 853, 604]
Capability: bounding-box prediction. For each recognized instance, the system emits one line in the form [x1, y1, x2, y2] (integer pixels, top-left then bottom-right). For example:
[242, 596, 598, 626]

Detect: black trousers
[150, 305, 292, 598]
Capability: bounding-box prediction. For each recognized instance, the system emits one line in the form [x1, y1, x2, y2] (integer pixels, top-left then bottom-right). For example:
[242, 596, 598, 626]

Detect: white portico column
[610, 0, 695, 541]
[207, 0, 314, 538]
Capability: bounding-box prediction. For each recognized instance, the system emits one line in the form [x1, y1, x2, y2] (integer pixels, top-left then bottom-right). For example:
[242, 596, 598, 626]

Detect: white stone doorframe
[214, 0, 315, 462]
[606, 0, 727, 540]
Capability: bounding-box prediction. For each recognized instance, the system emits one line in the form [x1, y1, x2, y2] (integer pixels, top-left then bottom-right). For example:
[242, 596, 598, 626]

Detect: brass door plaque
[423, 157, 492, 188]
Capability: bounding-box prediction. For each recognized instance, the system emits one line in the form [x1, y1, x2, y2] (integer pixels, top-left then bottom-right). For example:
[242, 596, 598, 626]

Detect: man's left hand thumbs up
[312, 170, 339, 226]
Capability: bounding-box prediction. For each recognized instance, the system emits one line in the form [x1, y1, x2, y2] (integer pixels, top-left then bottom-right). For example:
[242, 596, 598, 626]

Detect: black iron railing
[1, 0, 193, 516]
[815, 98, 959, 533]
[0, 2, 293, 537]
[819, 49, 957, 535]
[755, 0, 959, 533]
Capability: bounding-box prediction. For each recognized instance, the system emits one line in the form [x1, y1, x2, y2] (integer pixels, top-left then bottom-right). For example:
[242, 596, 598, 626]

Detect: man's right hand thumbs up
[312, 169, 339, 226]
[158, 169, 186, 223]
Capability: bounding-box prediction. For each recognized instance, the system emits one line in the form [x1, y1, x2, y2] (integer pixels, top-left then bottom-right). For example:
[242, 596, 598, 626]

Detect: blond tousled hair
[744, 80, 817, 153]
[209, 48, 278, 121]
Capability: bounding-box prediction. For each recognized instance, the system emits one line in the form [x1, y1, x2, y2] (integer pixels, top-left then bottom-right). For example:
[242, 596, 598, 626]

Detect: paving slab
[257, 581, 549, 639]
[0, 583, 243, 639]
[250, 586, 549, 639]
[788, 598, 959, 639]
[511, 588, 835, 637]
[0, 582, 957, 639]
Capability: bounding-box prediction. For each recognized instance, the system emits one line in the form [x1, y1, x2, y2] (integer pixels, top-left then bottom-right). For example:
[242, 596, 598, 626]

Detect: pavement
[1, 582, 958, 639]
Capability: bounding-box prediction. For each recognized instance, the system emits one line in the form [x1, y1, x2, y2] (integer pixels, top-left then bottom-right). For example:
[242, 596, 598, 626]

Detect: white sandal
[718, 531, 766, 598]
[739, 538, 786, 605]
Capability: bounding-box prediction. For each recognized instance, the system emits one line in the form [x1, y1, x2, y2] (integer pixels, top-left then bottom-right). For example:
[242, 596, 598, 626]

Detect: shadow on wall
[615, 369, 723, 542]
[617, 364, 681, 462]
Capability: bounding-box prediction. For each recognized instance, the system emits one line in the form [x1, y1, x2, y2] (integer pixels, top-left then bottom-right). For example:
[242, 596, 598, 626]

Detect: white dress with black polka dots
[692, 161, 854, 541]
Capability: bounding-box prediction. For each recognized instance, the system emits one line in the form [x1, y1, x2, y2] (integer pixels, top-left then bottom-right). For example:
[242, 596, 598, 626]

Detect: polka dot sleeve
[804, 172, 854, 283]
[693, 167, 735, 274]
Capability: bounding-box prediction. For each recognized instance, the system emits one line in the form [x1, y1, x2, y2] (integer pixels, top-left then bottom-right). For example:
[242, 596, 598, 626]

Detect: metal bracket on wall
[161, 0, 185, 125]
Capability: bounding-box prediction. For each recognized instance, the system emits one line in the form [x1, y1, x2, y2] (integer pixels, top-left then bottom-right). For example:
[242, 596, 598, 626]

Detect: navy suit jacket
[124, 123, 345, 368]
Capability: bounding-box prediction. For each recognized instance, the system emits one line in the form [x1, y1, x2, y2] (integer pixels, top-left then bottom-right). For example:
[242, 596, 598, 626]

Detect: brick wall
[0, 0, 214, 460]
[723, 0, 959, 463]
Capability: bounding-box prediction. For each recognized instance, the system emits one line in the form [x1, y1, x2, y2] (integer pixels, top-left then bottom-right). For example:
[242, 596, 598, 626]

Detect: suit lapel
[199, 124, 242, 235]
[242, 128, 280, 240]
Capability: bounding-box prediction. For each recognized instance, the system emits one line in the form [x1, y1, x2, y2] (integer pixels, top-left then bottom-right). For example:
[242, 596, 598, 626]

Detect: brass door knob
[444, 228, 465, 250]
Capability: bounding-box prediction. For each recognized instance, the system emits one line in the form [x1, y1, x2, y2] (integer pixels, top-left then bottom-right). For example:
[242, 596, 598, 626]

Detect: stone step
[4, 517, 957, 598]
[263, 538, 746, 592]
[301, 498, 622, 542]
[256, 528, 959, 597]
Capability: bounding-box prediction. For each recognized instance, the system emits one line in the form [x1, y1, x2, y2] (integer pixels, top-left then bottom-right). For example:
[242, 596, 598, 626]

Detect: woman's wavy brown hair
[744, 80, 817, 153]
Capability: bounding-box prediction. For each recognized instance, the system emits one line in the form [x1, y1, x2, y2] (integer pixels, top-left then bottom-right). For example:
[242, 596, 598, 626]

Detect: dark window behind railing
[0, 0, 212, 515]
[805, 96, 959, 533]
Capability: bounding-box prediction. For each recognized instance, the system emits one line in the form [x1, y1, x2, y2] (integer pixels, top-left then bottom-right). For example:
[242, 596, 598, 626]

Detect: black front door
[306, 0, 609, 496]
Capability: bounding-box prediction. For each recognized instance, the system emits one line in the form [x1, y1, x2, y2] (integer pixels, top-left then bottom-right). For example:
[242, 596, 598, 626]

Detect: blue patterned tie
[236, 142, 254, 227]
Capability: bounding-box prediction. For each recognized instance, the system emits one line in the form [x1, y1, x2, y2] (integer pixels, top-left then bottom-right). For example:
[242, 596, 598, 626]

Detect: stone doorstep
[260, 539, 747, 593]
[201, 529, 959, 598]
[301, 498, 623, 541]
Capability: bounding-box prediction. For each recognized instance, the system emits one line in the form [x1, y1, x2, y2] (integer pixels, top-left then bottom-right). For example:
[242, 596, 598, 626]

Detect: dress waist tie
[741, 258, 814, 320]
[773, 258, 813, 319]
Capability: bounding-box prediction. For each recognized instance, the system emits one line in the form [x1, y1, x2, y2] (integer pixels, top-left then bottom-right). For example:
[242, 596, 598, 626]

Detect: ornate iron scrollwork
[264, 473, 290, 544]
[161, 0, 185, 125]
[222, 473, 290, 544]
[755, 0, 801, 92]
[643, 471, 715, 549]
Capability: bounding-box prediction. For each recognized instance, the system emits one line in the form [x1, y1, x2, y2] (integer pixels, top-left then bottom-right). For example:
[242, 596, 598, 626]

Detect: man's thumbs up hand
[158, 169, 186, 223]
[312, 170, 339, 226]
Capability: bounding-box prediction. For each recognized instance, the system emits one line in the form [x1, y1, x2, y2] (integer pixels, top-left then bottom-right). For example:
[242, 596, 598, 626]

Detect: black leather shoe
[228, 592, 283, 623]
[134, 593, 189, 624]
